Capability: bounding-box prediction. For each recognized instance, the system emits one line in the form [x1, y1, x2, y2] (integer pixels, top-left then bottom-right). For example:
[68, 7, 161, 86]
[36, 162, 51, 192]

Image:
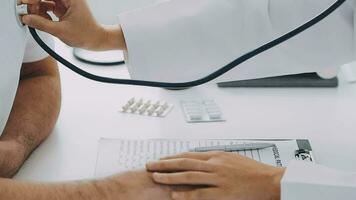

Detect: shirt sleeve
[118, 0, 354, 83]
[281, 160, 356, 200]
[23, 31, 54, 63]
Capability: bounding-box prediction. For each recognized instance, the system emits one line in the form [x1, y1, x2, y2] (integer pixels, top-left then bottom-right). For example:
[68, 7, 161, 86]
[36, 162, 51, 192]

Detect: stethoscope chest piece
[16, 0, 29, 15]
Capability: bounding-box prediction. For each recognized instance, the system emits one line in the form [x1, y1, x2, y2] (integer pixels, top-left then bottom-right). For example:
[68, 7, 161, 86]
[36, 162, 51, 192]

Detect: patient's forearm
[0, 171, 164, 200]
[0, 57, 61, 177]
[0, 178, 112, 200]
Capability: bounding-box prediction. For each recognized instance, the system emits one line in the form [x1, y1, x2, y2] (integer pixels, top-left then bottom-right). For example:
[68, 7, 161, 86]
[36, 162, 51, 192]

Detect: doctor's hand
[147, 152, 286, 200]
[21, 0, 126, 51]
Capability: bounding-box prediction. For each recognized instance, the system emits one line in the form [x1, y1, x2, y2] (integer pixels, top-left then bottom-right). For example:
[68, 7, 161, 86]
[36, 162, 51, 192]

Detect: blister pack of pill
[181, 100, 225, 123]
[120, 98, 173, 118]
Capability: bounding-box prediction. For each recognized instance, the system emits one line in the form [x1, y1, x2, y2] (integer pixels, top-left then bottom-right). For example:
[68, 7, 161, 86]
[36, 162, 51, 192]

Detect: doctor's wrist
[270, 167, 286, 200]
[94, 25, 127, 51]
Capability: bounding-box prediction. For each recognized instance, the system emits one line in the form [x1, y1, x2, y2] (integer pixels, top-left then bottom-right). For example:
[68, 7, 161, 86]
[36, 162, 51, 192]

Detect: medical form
[95, 139, 314, 178]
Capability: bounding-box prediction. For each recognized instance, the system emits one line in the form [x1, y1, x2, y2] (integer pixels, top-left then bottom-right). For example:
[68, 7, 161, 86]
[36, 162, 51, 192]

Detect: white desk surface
[15, 40, 356, 182]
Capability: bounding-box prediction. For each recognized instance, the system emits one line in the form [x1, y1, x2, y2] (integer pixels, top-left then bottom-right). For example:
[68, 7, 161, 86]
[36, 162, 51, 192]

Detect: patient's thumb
[22, 15, 59, 36]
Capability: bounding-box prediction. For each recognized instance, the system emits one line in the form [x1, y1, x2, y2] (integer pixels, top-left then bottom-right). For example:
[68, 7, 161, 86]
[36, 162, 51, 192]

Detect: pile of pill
[181, 100, 225, 123]
[120, 98, 173, 117]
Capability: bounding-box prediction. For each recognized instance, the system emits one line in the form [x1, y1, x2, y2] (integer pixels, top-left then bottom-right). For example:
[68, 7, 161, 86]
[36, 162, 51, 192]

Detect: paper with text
[95, 139, 300, 178]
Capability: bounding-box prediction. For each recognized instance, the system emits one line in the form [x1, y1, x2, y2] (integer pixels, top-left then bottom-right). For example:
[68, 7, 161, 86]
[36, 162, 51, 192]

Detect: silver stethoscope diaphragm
[15, 0, 29, 27]
[16, 4, 29, 15]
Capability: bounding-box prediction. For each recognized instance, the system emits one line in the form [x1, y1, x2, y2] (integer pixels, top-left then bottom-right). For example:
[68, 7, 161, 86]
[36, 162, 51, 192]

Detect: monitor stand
[217, 73, 338, 88]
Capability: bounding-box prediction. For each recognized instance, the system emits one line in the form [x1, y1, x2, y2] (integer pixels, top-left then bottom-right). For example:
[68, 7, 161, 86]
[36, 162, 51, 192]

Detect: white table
[15, 40, 356, 182]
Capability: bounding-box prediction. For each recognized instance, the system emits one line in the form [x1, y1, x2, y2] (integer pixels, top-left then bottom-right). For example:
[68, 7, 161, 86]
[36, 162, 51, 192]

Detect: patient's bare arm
[0, 171, 172, 200]
[0, 57, 61, 177]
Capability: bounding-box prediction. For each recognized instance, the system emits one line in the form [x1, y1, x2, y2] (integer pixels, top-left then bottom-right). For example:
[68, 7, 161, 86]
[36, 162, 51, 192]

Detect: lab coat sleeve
[118, 0, 354, 82]
[269, 0, 355, 79]
[282, 160, 356, 200]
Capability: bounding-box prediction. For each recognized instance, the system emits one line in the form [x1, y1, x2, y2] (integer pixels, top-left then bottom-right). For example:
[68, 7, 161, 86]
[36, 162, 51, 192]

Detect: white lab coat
[120, 0, 354, 83]
[118, 0, 356, 199]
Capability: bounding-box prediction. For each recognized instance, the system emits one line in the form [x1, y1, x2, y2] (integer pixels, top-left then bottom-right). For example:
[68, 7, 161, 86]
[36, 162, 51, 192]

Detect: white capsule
[153, 101, 160, 109]
[128, 98, 135, 105]
[147, 106, 157, 116]
[122, 105, 130, 112]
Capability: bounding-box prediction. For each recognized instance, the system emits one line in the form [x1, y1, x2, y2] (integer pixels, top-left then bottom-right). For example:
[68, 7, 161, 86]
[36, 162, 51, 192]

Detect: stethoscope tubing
[29, 0, 346, 89]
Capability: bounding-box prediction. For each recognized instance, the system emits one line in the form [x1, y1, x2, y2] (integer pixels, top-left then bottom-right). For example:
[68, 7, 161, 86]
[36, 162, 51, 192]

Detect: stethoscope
[28, 0, 346, 89]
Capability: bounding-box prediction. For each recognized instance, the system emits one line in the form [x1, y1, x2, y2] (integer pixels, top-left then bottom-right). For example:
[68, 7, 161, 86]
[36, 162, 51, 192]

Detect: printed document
[95, 138, 307, 178]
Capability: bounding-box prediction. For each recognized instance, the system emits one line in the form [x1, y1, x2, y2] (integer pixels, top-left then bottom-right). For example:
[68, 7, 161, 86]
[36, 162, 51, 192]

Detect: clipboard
[295, 139, 314, 162]
[94, 138, 315, 178]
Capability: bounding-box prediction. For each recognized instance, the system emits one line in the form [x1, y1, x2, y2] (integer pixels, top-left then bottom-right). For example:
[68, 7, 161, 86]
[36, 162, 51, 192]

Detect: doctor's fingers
[22, 0, 55, 16]
[48, 0, 71, 19]
[21, 0, 40, 4]
[152, 171, 219, 186]
[23, 0, 69, 18]
[171, 189, 221, 200]
[22, 0, 69, 6]
[22, 14, 62, 36]
[147, 158, 216, 172]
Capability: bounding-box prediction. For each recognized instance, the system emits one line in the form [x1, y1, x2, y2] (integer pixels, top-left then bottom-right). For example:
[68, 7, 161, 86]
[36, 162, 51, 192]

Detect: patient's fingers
[152, 172, 219, 186]
[147, 159, 215, 172]
[160, 152, 221, 161]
